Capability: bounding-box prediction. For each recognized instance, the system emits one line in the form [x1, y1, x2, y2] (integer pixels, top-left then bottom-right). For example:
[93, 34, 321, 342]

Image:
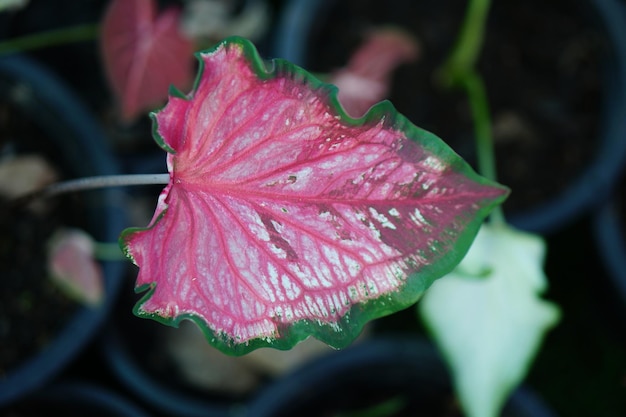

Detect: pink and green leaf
[120, 37, 508, 355]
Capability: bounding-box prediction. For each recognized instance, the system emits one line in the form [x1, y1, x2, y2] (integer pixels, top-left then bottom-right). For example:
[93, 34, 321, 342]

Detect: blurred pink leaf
[48, 228, 104, 307]
[100, 0, 195, 122]
[331, 27, 419, 117]
[121, 37, 507, 354]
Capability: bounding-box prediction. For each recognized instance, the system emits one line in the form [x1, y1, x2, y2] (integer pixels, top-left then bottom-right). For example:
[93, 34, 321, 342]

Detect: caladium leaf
[120, 37, 508, 355]
[48, 228, 104, 307]
[100, 0, 195, 122]
[330, 27, 420, 118]
[419, 224, 560, 417]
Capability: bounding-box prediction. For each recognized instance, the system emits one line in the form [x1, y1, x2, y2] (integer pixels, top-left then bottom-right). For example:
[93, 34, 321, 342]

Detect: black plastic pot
[272, 0, 626, 235]
[592, 189, 626, 316]
[2, 380, 151, 417]
[246, 336, 558, 417]
[102, 324, 245, 417]
[103, 276, 345, 417]
[0, 54, 127, 405]
[101, 279, 253, 417]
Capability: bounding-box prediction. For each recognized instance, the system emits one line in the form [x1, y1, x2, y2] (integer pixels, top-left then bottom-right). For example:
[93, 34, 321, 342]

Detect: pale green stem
[440, 0, 492, 84]
[439, 0, 505, 225]
[43, 174, 170, 198]
[0, 23, 100, 56]
[94, 241, 127, 261]
[11, 174, 170, 209]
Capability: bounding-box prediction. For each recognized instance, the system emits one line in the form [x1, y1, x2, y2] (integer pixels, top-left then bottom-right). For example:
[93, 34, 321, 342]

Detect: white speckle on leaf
[282, 274, 300, 300]
[316, 297, 329, 317]
[366, 220, 382, 240]
[305, 295, 320, 316]
[360, 252, 374, 263]
[320, 155, 345, 170]
[423, 156, 445, 172]
[421, 179, 434, 191]
[286, 167, 312, 190]
[255, 301, 265, 315]
[380, 183, 391, 196]
[354, 209, 367, 222]
[331, 293, 342, 314]
[245, 211, 269, 241]
[348, 286, 359, 300]
[283, 306, 294, 320]
[368, 207, 396, 230]
[270, 244, 287, 259]
[410, 208, 428, 226]
[322, 245, 340, 268]
[270, 219, 284, 234]
[290, 262, 320, 289]
[319, 210, 331, 221]
[268, 264, 285, 301]
[313, 262, 333, 288]
[162, 302, 179, 317]
[344, 255, 361, 278]
[261, 267, 276, 303]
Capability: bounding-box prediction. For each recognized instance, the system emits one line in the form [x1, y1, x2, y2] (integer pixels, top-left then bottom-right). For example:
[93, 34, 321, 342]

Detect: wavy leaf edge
[120, 36, 508, 355]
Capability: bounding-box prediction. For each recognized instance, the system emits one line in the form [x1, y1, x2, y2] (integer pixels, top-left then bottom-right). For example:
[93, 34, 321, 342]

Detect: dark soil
[308, 0, 604, 214]
[0, 94, 82, 377]
[0, 197, 79, 377]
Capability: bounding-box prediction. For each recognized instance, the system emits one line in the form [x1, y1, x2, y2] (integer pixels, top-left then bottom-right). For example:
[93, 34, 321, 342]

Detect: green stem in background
[439, 0, 505, 225]
[440, 0, 492, 85]
[0, 23, 99, 56]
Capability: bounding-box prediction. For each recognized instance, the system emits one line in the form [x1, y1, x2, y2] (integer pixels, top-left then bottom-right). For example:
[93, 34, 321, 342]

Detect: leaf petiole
[10, 173, 170, 209]
[94, 241, 128, 261]
[43, 173, 170, 197]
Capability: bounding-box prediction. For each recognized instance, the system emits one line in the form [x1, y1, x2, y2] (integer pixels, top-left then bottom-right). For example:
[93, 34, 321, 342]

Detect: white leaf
[419, 223, 560, 417]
